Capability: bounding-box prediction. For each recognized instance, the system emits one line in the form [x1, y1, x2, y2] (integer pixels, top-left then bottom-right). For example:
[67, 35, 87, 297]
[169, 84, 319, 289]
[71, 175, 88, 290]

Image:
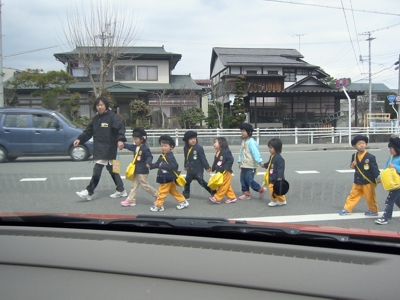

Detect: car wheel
[70, 145, 89, 161]
[0, 146, 7, 163]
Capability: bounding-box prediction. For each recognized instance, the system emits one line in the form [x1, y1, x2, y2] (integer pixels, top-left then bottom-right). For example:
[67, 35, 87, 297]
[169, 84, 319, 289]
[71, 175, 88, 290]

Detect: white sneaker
[176, 200, 189, 210]
[76, 189, 92, 201]
[268, 201, 287, 207]
[110, 190, 127, 198]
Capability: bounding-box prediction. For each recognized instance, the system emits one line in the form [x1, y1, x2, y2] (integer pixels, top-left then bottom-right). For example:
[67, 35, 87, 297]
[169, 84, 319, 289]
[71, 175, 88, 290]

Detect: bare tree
[152, 89, 173, 129]
[60, 1, 141, 97]
[207, 81, 229, 128]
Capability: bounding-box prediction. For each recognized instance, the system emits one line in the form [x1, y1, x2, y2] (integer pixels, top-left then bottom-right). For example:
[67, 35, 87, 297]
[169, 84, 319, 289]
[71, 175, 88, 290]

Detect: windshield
[54, 112, 79, 129]
[2, 0, 400, 244]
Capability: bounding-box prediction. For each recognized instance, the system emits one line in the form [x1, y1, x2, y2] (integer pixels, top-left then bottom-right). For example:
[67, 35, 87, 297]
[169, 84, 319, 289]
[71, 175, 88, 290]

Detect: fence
[126, 126, 400, 147]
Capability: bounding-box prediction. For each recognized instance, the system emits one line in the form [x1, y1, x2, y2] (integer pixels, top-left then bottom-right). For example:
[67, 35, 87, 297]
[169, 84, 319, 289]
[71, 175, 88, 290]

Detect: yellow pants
[127, 174, 158, 202]
[268, 183, 286, 203]
[155, 182, 185, 207]
[344, 183, 378, 213]
[214, 172, 236, 201]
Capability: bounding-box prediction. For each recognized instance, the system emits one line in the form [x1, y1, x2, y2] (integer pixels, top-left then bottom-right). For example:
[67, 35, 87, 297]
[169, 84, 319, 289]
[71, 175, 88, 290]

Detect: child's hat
[388, 137, 400, 149]
[159, 135, 175, 148]
[132, 128, 147, 140]
[183, 130, 197, 142]
[351, 135, 368, 146]
[273, 180, 290, 196]
[239, 123, 254, 134]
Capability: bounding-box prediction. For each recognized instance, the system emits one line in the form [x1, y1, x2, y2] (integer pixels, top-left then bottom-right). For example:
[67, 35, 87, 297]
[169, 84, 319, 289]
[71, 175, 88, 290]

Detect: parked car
[0, 108, 93, 162]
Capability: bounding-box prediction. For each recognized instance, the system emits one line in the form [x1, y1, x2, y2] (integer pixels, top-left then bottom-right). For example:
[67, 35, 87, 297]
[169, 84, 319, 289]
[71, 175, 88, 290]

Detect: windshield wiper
[105, 215, 349, 242]
[0, 214, 353, 243]
[0, 214, 100, 224]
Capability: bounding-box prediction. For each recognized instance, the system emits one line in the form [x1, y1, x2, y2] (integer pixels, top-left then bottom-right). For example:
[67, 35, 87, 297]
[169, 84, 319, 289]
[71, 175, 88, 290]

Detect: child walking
[264, 138, 287, 207]
[339, 135, 380, 216]
[375, 137, 400, 225]
[150, 135, 189, 212]
[237, 123, 266, 200]
[121, 128, 158, 207]
[209, 137, 237, 204]
[182, 130, 214, 200]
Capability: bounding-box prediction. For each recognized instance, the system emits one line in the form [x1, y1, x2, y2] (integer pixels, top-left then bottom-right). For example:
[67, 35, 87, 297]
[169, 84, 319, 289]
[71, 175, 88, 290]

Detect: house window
[283, 68, 296, 82]
[297, 69, 309, 75]
[138, 66, 158, 81]
[268, 71, 278, 74]
[246, 70, 257, 75]
[170, 107, 182, 117]
[115, 65, 136, 81]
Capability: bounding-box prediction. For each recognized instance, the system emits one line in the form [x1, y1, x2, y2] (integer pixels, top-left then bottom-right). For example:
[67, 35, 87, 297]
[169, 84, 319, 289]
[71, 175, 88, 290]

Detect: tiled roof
[54, 46, 182, 70]
[210, 47, 319, 76]
[347, 83, 392, 93]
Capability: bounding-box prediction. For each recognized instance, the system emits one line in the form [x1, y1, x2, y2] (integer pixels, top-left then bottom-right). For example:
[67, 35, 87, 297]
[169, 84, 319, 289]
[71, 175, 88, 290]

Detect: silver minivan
[0, 108, 93, 162]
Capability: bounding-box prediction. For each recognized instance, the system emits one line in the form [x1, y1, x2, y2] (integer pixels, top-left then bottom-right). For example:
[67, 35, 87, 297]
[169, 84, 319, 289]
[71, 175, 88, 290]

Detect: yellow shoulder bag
[125, 147, 140, 181]
[162, 154, 187, 187]
[380, 155, 400, 191]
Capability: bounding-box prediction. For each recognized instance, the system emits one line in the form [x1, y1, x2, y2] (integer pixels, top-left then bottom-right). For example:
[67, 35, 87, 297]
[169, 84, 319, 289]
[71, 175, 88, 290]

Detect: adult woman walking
[74, 96, 127, 200]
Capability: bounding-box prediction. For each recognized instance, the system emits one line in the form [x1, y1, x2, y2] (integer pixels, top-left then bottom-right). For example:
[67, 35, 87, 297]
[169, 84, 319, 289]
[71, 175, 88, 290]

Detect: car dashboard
[1, 224, 400, 300]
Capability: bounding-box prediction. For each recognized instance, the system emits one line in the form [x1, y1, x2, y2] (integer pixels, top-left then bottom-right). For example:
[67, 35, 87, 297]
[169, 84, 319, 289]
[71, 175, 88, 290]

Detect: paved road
[1, 142, 399, 232]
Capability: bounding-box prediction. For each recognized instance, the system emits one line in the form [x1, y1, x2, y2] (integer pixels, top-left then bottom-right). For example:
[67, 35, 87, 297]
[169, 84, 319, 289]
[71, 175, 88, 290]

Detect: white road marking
[20, 178, 47, 181]
[336, 170, 355, 173]
[234, 211, 400, 223]
[295, 170, 320, 174]
[69, 177, 92, 180]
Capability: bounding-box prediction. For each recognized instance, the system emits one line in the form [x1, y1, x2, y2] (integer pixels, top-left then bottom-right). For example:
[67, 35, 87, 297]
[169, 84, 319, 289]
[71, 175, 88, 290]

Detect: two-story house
[14, 46, 204, 128]
[210, 47, 364, 128]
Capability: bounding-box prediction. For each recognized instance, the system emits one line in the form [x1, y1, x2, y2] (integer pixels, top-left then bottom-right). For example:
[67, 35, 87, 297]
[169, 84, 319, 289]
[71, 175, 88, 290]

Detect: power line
[340, 0, 362, 74]
[4, 45, 58, 58]
[262, 0, 400, 17]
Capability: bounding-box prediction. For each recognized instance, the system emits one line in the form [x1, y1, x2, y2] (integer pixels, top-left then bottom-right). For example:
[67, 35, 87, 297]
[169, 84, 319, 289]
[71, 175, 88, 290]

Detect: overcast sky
[2, 0, 400, 89]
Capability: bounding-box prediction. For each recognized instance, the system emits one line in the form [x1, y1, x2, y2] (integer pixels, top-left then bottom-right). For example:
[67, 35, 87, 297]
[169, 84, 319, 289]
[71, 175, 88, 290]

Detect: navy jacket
[151, 152, 180, 184]
[352, 152, 379, 185]
[264, 153, 285, 184]
[124, 143, 153, 175]
[211, 149, 234, 173]
[184, 144, 210, 175]
[77, 109, 126, 160]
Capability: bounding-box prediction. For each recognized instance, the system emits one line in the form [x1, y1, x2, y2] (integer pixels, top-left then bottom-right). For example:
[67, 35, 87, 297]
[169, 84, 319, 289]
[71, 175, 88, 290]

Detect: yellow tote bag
[380, 156, 400, 191]
[125, 147, 140, 180]
[207, 172, 224, 190]
[161, 154, 186, 187]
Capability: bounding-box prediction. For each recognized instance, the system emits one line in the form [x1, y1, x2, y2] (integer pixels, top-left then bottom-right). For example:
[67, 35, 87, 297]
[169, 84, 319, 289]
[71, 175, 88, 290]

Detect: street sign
[387, 94, 396, 103]
[335, 78, 351, 88]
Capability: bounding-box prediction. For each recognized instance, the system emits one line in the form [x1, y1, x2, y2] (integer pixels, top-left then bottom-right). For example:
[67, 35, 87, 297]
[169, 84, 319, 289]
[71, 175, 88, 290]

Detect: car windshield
[54, 112, 79, 129]
[1, 0, 400, 245]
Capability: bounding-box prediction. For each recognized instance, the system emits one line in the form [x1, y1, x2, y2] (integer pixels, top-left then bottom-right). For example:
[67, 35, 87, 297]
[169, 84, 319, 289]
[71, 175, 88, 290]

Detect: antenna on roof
[291, 34, 306, 51]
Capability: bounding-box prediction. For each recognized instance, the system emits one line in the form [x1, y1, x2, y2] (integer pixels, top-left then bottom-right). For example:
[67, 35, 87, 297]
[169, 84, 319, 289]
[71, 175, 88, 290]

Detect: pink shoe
[238, 194, 251, 200]
[121, 199, 136, 207]
[209, 196, 220, 204]
[225, 198, 237, 204]
[259, 186, 267, 198]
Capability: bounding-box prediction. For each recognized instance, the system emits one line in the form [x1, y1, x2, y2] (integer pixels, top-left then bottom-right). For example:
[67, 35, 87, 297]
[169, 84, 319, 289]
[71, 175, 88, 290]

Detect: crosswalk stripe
[295, 170, 320, 174]
[20, 178, 47, 181]
[336, 170, 355, 173]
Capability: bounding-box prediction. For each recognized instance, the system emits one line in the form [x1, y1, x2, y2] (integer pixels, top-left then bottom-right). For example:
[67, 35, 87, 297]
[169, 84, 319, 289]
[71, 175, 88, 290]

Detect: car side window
[4, 114, 29, 128]
[33, 114, 57, 128]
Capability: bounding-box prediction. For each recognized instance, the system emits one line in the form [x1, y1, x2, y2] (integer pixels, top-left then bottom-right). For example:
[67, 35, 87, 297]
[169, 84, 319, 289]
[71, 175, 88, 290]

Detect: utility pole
[359, 31, 375, 126]
[396, 54, 400, 129]
[0, 0, 4, 107]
